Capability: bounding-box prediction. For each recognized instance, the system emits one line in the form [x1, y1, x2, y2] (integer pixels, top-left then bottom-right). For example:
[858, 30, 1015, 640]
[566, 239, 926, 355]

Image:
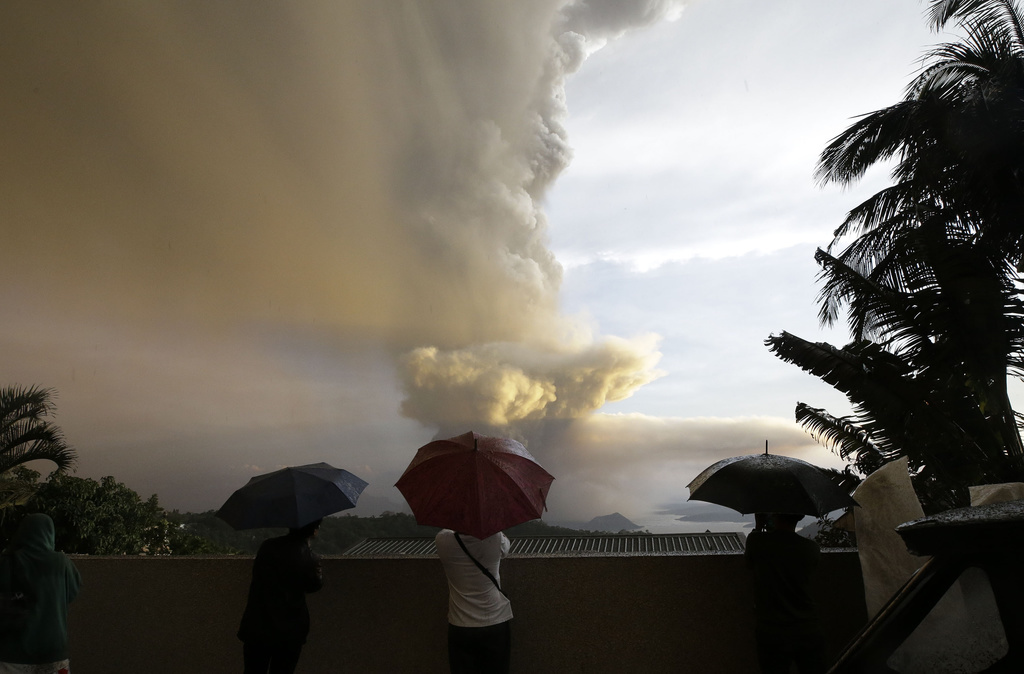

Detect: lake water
[636, 508, 755, 534]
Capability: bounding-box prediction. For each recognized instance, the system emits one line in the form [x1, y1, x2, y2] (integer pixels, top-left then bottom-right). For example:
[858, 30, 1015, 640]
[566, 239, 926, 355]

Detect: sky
[1, 1, 947, 531]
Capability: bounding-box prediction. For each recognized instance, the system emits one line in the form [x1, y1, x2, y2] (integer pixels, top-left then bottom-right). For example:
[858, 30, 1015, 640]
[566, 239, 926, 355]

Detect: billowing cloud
[399, 336, 663, 427]
[2, 0, 832, 529]
[392, 0, 692, 434]
[560, 0, 687, 47]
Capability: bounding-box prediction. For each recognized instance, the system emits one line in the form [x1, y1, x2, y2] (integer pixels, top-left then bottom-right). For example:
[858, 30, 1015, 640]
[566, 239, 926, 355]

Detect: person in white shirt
[434, 529, 513, 673]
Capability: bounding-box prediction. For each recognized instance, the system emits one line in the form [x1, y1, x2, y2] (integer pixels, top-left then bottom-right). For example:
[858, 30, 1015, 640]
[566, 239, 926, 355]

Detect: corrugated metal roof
[339, 533, 746, 557]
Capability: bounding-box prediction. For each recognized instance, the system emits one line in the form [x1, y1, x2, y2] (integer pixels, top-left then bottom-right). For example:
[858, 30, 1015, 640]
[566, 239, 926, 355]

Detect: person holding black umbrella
[744, 512, 825, 674]
[687, 445, 852, 673]
[237, 518, 324, 674]
[216, 463, 367, 674]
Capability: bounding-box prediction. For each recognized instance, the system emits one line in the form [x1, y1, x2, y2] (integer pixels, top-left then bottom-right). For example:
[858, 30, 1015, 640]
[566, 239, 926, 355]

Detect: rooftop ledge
[342, 532, 747, 557]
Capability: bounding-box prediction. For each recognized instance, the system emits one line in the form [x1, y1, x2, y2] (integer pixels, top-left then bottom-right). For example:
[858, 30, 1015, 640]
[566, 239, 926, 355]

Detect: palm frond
[814, 249, 934, 354]
[829, 182, 921, 244]
[765, 333, 914, 413]
[815, 102, 921, 187]
[794, 403, 887, 475]
[0, 386, 75, 473]
[928, 0, 1024, 50]
[0, 385, 57, 433]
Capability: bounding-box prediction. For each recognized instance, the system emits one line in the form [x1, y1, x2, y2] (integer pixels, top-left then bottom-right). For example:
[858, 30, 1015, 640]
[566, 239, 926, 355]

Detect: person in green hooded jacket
[0, 513, 82, 673]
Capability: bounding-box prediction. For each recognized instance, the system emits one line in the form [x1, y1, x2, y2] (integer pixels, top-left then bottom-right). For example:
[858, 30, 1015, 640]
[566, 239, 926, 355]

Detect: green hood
[0, 513, 80, 664]
[9, 513, 56, 553]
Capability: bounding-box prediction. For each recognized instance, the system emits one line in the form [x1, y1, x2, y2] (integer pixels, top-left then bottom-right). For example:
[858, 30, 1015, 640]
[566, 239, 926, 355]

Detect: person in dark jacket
[0, 513, 82, 673]
[745, 512, 825, 674]
[238, 519, 323, 674]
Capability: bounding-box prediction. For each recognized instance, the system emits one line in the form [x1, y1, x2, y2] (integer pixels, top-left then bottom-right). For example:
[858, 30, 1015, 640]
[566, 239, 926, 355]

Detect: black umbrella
[687, 450, 857, 517]
[216, 462, 368, 530]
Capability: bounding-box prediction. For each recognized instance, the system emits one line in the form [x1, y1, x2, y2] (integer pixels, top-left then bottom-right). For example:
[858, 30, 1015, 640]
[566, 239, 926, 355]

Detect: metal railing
[340, 532, 745, 557]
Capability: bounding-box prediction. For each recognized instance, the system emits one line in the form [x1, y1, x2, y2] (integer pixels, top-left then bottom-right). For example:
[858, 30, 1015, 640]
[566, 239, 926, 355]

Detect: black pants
[243, 639, 303, 674]
[755, 630, 826, 674]
[447, 620, 511, 674]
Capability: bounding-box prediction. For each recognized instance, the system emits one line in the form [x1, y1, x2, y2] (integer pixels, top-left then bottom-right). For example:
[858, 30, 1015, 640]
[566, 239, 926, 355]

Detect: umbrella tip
[765, 439, 769, 455]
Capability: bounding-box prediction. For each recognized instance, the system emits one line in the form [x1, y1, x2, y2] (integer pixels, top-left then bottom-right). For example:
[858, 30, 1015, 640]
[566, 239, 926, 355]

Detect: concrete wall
[67, 551, 866, 673]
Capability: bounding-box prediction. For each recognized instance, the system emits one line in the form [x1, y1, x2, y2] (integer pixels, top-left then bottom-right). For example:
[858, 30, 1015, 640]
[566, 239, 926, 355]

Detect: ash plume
[0, 0, 724, 520]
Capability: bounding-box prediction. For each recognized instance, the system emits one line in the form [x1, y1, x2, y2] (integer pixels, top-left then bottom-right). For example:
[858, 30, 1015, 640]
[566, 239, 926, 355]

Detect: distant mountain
[585, 512, 640, 532]
[345, 494, 412, 517]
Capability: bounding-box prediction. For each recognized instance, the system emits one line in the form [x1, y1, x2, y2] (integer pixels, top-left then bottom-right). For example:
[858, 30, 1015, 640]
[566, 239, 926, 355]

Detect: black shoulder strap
[454, 533, 507, 599]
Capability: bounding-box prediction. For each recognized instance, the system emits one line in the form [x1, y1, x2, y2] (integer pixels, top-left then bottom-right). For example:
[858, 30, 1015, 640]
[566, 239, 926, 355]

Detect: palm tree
[815, 216, 1024, 466]
[768, 323, 1024, 512]
[0, 385, 75, 475]
[814, 1, 1024, 429]
[768, 231, 1024, 509]
[769, 0, 1024, 510]
[817, 0, 1024, 266]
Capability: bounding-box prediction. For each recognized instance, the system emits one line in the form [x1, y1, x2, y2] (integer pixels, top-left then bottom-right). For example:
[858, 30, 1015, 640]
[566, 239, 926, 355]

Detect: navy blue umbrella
[216, 462, 368, 530]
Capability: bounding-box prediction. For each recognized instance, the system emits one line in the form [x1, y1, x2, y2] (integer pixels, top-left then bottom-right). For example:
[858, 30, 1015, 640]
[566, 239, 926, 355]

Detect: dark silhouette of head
[289, 518, 323, 539]
[771, 513, 804, 532]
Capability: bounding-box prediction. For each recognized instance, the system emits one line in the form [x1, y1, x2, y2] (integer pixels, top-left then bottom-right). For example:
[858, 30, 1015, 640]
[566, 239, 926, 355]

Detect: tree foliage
[0, 385, 77, 520]
[1, 471, 229, 555]
[33, 474, 171, 554]
[812, 514, 856, 549]
[770, 0, 1024, 512]
[0, 466, 47, 522]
